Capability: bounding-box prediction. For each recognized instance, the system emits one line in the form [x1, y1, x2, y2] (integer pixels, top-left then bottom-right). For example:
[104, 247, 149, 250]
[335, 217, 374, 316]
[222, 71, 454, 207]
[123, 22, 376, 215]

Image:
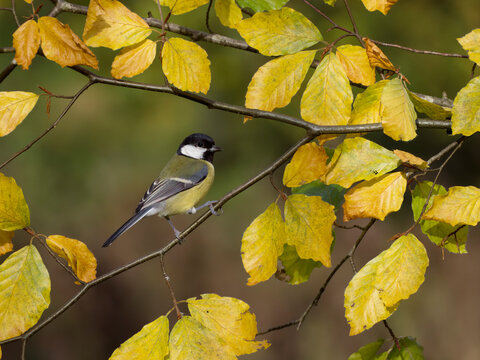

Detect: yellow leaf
[111, 39, 157, 79]
[46, 235, 97, 283]
[345, 234, 428, 335]
[325, 137, 401, 188]
[0, 173, 30, 231]
[158, 0, 209, 15]
[423, 186, 480, 226]
[236, 7, 322, 56]
[0, 231, 13, 256]
[215, 0, 242, 29]
[188, 294, 270, 355]
[360, 0, 398, 15]
[363, 38, 396, 72]
[393, 150, 428, 169]
[343, 172, 407, 221]
[162, 37, 211, 94]
[0, 245, 50, 340]
[458, 29, 480, 65]
[381, 78, 417, 141]
[109, 316, 169, 360]
[245, 50, 316, 115]
[283, 142, 328, 187]
[12, 20, 40, 70]
[0, 91, 39, 137]
[284, 194, 335, 267]
[337, 45, 376, 86]
[241, 203, 285, 286]
[301, 52, 353, 126]
[83, 0, 152, 50]
[38, 17, 98, 69]
[408, 91, 451, 120]
[451, 76, 480, 136]
[349, 80, 388, 125]
[169, 316, 236, 360]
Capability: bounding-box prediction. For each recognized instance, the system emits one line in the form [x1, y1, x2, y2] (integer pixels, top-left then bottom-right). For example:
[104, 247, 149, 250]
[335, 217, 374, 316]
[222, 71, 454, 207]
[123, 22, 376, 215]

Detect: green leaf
[241, 203, 285, 285]
[284, 194, 336, 267]
[278, 244, 322, 285]
[292, 180, 346, 211]
[237, 7, 322, 56]
[301, 52, 353, 126]
[0, 173, 30, 231]
[411, 181, 468, 254]
[236, 0, 289, 12]
[109, 316, 169, 360]
[386, 337, 424, 360]
[451, 76, 480, 136]
[325, 137, 401, 188]
[0, 245, 50, 340]
[344, 234, 428, 335]
[348, 339, 385, 360]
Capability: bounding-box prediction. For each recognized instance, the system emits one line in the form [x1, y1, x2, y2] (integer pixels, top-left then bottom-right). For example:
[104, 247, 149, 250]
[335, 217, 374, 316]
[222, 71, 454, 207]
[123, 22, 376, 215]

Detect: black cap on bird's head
[177, 133, 222, 163]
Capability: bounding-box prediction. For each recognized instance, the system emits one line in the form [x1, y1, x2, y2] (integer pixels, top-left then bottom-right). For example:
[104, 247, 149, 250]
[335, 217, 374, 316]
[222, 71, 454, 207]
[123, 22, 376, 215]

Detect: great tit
[103, 133, 221, 247]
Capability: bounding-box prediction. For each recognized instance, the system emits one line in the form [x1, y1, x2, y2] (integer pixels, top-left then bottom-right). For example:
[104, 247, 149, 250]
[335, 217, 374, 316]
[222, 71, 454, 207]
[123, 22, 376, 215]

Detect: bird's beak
[211, 145, 222, 152]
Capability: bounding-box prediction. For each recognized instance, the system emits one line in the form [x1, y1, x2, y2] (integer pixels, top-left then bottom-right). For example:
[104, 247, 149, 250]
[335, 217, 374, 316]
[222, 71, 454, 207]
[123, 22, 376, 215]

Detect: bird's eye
[198, 142, 205, 147]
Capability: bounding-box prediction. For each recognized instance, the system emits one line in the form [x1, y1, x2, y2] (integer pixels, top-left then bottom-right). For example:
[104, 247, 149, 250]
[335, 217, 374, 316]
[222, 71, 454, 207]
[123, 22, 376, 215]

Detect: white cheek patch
[180, 144, 207, 159]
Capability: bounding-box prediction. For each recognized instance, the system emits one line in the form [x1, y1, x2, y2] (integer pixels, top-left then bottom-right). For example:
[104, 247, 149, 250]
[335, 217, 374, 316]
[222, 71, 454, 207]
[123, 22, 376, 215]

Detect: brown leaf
[12, 20, 40, 70]
[363, 37, 397, 72]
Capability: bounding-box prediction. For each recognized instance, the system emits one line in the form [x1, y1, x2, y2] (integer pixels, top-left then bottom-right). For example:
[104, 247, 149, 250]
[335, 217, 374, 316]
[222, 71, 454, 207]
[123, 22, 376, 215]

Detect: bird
[103, 133, 221, 247]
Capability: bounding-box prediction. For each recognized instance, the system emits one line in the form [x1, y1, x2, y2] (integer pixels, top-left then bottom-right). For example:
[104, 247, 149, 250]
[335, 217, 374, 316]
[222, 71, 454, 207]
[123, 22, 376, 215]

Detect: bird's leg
[190, 200, 223, 216]
[165, 216, 183, 243]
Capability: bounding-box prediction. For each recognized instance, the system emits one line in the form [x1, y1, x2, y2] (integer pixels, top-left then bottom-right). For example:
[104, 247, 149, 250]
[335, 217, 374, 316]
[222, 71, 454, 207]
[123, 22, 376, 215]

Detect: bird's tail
[103, 209, 150, 247]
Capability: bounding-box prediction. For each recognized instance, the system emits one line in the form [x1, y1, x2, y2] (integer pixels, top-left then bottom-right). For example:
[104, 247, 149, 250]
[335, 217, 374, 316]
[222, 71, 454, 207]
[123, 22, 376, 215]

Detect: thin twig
[0, 80, 95, 170]
[371, 39, 468, 58]
[11, 0, 20, 27]
[342, 0, 363, 44]
[303, 0, 352, 34]
[383, 320, 401, 350]
[0, 60, 17, 83]
[205, 0, 213, 33]
[160, 254, 182, 319]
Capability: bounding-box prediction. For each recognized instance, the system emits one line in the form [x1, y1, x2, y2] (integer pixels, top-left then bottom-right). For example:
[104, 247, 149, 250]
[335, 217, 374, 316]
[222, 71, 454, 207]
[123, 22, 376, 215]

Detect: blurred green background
[1, 0, 479, 359]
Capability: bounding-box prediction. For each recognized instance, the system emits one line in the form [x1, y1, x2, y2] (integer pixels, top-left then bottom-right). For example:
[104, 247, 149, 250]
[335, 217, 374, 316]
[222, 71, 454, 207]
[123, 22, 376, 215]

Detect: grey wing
[135, 165, 208, 213]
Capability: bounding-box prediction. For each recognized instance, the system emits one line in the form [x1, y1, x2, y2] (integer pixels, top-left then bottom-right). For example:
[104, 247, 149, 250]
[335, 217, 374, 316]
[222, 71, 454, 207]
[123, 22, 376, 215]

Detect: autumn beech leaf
[360, 0, 398, 15]
[245, 50, 316, 116]
[46, 235, 97, 283]
[241, 203, 285, 285]
[0, 91, 39, 137]
[458, 29, 480, 65]
[158, 0, 209, 15]
[343, 172, 407, 222]
[0, 231, 13, 256]
[12, 19, 40, 70]
[277, 244, 323, 285]
[236, 0, 289, 12]
[412, 181, 468, 254]
[336, 45, 376, 86]
[284, 194, 335, 267]
[301, 52, 353, 126]
[111, 39, 157, 79]
[38, 17, 98, 69]
[345, 234, 428, 335]
[215, 0, 243, 29]
[283, 142, 328, 188]
[381, 78, 417, 141]
[162, 37, 211, 94]
[451, 76, 480, 136]
[0, 245, 51, 341]
[0, 173, 30, 231]
[169, 316, 236, 360]
[83, 0, 151, 50]
[393, 150, 428, 170]
[363, 38, 396, 72]
[236, 7, 322, 56]
[407, 91, 451, 120]
[109, 316, 169, 360]
[349, 80, 388, 126]
[325, 137, 401, 188]
[187, 294, 270, 355]
[423, 186, 480, 227]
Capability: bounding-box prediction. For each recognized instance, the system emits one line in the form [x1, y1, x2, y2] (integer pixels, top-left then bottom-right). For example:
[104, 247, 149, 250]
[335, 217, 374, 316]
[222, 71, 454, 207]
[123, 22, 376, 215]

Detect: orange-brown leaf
[363, 38, 396, 72]
[38, 17, 98, 69]
[12, 20, 40, 70]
